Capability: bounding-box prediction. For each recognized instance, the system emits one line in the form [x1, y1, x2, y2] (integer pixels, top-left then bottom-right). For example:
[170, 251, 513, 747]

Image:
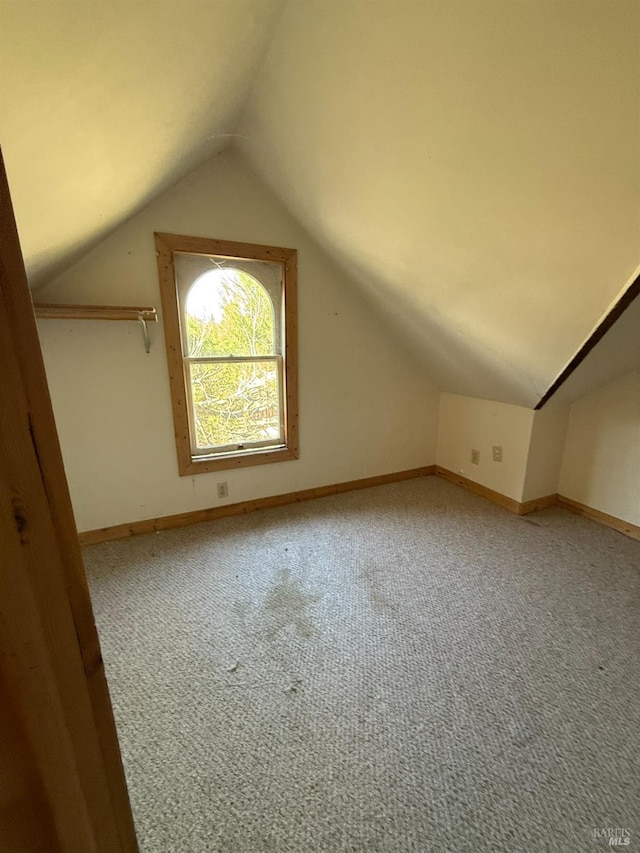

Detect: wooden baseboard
[434, 467, 558, 517]
[78, 465, 436, 545]
[557, 496, 640, 542]
[78, 464, 640, 547]
[435, 466, 522, 514]
[519, 493, 559, 515]
[435, 467, 639, 542]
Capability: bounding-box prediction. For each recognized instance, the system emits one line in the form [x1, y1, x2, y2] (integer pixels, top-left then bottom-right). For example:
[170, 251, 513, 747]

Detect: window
[155, 233, 298, 475]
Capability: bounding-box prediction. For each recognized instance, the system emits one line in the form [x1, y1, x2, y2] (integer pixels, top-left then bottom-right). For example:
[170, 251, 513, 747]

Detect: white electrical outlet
[217, 482, 229, 498]
[471, 449, 480, 465]
[492, 445, 503, 463]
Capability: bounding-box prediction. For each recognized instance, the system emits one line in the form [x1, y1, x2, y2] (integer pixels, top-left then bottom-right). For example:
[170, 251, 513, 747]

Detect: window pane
[185, 269, 276, 358]
[189, 361, 282, 451]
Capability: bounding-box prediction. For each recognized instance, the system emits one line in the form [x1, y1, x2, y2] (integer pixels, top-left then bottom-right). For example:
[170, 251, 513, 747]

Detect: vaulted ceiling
[2, 0, 639, 407]
[0, 0, 285, 283]
[238, 0, 640, 407]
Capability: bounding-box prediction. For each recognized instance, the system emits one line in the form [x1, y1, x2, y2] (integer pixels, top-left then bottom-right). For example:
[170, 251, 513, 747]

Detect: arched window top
[184, 268, 276, 358]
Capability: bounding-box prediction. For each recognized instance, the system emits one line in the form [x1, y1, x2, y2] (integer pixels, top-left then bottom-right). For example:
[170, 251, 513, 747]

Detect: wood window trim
[155, 233, 299, 476]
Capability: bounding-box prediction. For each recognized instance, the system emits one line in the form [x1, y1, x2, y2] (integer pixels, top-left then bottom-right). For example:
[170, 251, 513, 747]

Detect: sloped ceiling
[3, 1, 639, 408]
[238, 0, 640, 407]
[0, 0, 284, 285]
[553, 287, 640, 405]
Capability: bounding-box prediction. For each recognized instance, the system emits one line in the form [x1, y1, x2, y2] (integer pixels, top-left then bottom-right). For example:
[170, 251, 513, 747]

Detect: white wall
[435, 394, 534, 502]
[434, 383, 638, 524]
[522, 403, 570, 501]
[38, 149, 439, 532]
[559, 371, 640, 526]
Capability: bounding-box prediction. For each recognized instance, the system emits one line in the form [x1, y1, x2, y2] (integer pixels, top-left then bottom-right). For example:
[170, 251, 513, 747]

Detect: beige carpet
[84, 477, 640, 852]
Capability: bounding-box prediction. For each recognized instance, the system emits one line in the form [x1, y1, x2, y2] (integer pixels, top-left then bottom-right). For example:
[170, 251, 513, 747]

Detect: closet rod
[34, 303, 157, 322]
[34, 303, 158, 353]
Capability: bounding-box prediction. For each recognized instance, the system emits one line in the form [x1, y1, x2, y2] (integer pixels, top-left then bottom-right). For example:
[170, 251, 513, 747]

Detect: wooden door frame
[0, 148, 137, 850]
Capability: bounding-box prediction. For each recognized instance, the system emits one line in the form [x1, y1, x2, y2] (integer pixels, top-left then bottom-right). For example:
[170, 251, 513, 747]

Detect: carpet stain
[263, 567, 319, 638]
[361, 566, 399, 614]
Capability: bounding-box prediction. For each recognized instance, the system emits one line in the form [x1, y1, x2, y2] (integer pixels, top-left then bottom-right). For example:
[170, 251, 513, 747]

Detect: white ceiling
[0, 0, 284, 284]
[2, 0, 639, 407]
[239, 0, 640, 406]
[554, 288, 640, 405]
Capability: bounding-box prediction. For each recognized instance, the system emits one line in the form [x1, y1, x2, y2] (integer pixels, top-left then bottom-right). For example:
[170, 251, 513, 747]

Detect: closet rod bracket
[138, 314, 151, 353]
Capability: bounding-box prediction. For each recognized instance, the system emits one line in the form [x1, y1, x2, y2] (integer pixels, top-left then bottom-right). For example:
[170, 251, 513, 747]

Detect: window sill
[178, 445, 298, 476]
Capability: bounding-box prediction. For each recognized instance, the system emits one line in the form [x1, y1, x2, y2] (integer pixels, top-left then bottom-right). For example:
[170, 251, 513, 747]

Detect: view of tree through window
[184, 269, 282, 451]
[156, 232, 297, 475]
